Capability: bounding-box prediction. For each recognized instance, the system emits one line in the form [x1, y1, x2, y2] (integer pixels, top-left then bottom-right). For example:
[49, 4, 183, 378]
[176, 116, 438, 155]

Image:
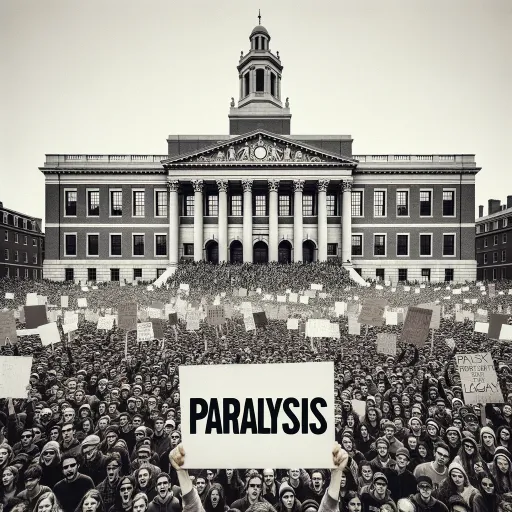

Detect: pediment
[162, 130, 356, 167]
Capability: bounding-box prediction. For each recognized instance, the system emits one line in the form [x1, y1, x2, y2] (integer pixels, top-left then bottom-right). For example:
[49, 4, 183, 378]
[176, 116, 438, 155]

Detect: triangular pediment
[162, 130, 357, 167]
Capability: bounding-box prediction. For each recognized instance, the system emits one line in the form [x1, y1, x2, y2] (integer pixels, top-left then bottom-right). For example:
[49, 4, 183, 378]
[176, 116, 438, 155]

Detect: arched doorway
[205, 240, 218, 264]
[278, 240, 292, 264]
[230, 240, 243, 263]
[253, 241, 269, 264]
[303, 240, 316, 263]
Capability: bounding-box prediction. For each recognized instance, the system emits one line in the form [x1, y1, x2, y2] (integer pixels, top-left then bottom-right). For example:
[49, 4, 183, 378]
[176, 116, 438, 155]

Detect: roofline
[476, 205, 512, 222]
[0, 204, 43, 224]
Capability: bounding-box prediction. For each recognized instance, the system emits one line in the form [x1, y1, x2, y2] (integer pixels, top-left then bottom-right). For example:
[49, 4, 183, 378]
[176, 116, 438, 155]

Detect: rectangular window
[110, 190, 123, 216]
[15, 268, 19, 278]
[484, 238, 488, 248]
[33, 254, 37, 264]
[502, 250, 507, 262]
[87, 234, 99, 256]
[443, 190, 455, 216]
[23, 252, 27, 263]
[32, 238, 37, 246]
[420, 234, 432, 256]
[185, 196, 195, 216]
[484, 223, 489, 232]
[88, 268, 97, 282]
[351, 235, 363, 256]
[419, 190, 432, 216]
[23, 269, 28, 279]
[133, 234, 145, 256]
[183, 243, 194, 256]
[4, 249, 8, 260]
[493, 252, 498, 263]
[110, 234, 122, 256]
[65, 268, 74, 282]
[494, 235, 499, 245]
[254, 195, 266, 216]
[33, 269, 37, 279]
[326, 194, 336, 216]
[4, 267, 9, 277]
[398, 269, 408, 282]
[132, 190, 145, 217]
[376, 268, 385, 281]
[443, 234, 455, 256]
[504, 233, 508, 244]
[493, 268, 498, 280]
[2, 213, 7, 223]
[14, 251, 18, 262]
[65, 190, 77, 216]
[110, 269, 120, 282]
[374, 234, 386, 256]
[302, 195, 314, 216]
[133, 268, 142, 279]
[23, 219, 27, 229]
[4, 231, 7, 241]
[502, 268, 507, 280]
[396, 191, 409, 216]
[157, 268, 166, 278]
[14, 233, 18, 243]
[278, 195, 290, 216]
[396, 234, 409, 256]
[484, 253, 488, 264]
[87, 190, 100, 216]
[476, 225, 481, 234]
[23, 235, 27, 245]
[155, 234, 167, 256]
[504, 218, 509, 228]
[65, 234, 77, 256]
[327, 243, 338, 256]
[207, 195, 219, 216]
[351, 191, 363, 217]
[373, 190, 386, 217]
[155, 191, 168, 217]
[494, 220, 499, 230]
[421, 268, 431, 282]
[231, 195, 242, 216]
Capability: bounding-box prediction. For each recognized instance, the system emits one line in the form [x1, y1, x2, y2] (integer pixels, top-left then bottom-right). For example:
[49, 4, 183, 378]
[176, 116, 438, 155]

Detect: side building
[0, 201, 45, 279]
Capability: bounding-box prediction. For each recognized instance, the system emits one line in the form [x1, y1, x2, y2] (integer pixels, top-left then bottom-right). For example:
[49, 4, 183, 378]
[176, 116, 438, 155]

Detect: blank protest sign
[0, 356, 33, 398]
[180, 362, 334, 469]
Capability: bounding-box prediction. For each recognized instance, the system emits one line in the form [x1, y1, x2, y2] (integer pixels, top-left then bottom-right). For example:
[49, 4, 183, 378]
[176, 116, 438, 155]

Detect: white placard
[61, 296, 69, 308]
[311, 283, 323, 291]
[5, 293, 14, 300]
[474, 322, 489, 334]
[244, 314, 256, 331]
[0, 356, 33, 398]
[26, 293, 38, 306]
[38, 322, 61, 346]
[377, 333, 397, 356]
[385, 311, 398, 326]
[180, 283, 190, 291]
[77, 298, 87, 308]
[348, 315, 361, 335]
[403, 286, 410, 292]
[62, 322, 78, 334]
[16, 329, 39, 336]
[300, 296, 309, 305]
[180, 362, 334, 468]
[137, 322, 154, 341]
[287, 319, 299, 330]
[64, 312, 78, 325]
[499, 324, 512, 341]
[97, 316, 114, 330]
[334, 302, 346, 316]
[288, 293, 298, 303]
[81, 286, 89, 292]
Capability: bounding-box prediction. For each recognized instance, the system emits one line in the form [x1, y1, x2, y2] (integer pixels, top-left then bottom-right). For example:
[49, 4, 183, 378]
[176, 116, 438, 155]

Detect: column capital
[293, 179, 305, 192]
[268, 179, 280, 192]
[317, 179, 330, 192]
[216, 179, 228, 193]
[242, 179, 253, 192]
[166, 179, 179, 192]
[191, 179, 204, 193]
[341, 180, 353, 193]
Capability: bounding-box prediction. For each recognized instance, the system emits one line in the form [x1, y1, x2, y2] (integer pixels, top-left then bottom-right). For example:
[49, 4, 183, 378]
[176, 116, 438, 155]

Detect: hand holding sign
[169, 444, 186, 471]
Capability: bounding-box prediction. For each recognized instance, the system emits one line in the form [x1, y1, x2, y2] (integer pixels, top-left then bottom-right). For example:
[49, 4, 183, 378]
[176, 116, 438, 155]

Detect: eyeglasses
[249, 484, 262, 488]
[42, 450, 56, 455]
[418, 484, 432, 490]
[21, 434, 33, 439]
[120, 486, 133, 492]
[63, 463, 77, 469]
[481, 482, 494, 488]
[374, 482, 386, 487]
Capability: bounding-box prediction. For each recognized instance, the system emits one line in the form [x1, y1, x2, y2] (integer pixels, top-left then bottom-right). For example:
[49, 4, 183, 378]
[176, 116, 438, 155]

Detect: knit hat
[82, 435, 101, 448]
[375, 437, 390, 448]
[382, 420, 396, 432]
[279, 483, 295, 499]
[41, 441, 60, 454]
[104, 425, 119, 437]
[425, 418, 440, 433]
[480, 426, 496, 443]
[446, 426, 462, 440]
[395, 447, 410, 460]
[300, 500, 319, 512]
[373, 472, 387, 484]
[416, 475, 433, 488]
[137, 445, 151, 455]
[494, 446, 512, 465]
[447, 495, 470, 510]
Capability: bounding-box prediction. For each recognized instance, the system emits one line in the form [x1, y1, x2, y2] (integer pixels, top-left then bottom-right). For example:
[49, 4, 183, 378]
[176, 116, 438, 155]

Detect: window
[23, 219, 27, 229]
[14, 251, 18, 262]
[351, 235, 363, 256]
[421, 269, 431, 282]
[32, 238, 36, 246]
[351, 191, 363, 217]
[65, 190, 77, 216]
[24, 269, 28, 279]
[493, 268, 498, 280]
[302, 195, 314, 216]
[110, 190, 123, 216]
[376, 268, 385, 281]
[484, 253, 488, 264]
[256, 68, 264, 92]
[14, 233, 18, 243]
[65, 268, 74, 282]
[443, 234, 455, 256]
[419, 190, 432, 216]
[15, 268, 19, 278]
[133, 268, 142, 279]
[374, 234, 386, 256]
[476, 225, 481, 234]
[4, 249, 8, 260]
[254, 195, 266, 216]
[443, 190, 455, 216]
[33, 254, 37, 264]
[373, 190, 386, 217]
[183, 243, 194, 256]
[65, 234, 77, 256]
[207, 195, 219, 216]
[326, 194, 337, 216]
[33, 269, 37, 279]
[396, 234, 409, 256]
[155, 190, 168, 217]
[494, 235, 499, 246]
[110, 269, 120, 282]
[155, 234, 167, 256]
[502, 250, 507, 262]
[494, 220, 499, 230]
[484, 223, 489, 232]
[398, 269, 408, 282]
[87, 234, 99, 256]
[87, 268, 97, 281]
[445, 269, 454, 282]
[23, 252, 28, 263]
[4, 267, 9, 277]
[23, 235, 27, 245]
[4, 231, 7, 241]
[110, 234, 122, 256]
[231, 195, 242, 216]
[2, 213, 7, 223]
[504, 218, 509, 228]
[278, 195, 290, 216]
[493, 252, 498, 263]
[327, 243, 338, 256]
[14, 216, 18, 227]
[157, 268, 166, 278]
[396, 191, 409, 216]
[133, 234, 145, 256]
[420, 234, 432, 256]
[185, 196, 194, 216]
[132, 190, 145, 217]
[87, 190, 100, 216]
[484, 238, 488, 248]
[504, 234, 508, 244]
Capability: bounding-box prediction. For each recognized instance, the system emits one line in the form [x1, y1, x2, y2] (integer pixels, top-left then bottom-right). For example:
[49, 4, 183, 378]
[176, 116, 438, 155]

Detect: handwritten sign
[358, 299, 387, 327]
[118, 303, 138, 332]
[0, 312, 18, 345]
[377, 333, 397, 356]
[207, 306, 225, 326]
[137, 322, 154, 342]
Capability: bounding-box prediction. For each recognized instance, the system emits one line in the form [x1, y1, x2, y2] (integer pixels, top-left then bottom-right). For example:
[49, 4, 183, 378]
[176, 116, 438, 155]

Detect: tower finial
[258, 9, 261, 25]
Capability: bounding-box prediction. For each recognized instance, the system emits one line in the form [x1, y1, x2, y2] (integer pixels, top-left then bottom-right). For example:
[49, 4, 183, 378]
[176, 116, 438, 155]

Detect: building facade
[475, 197, 512, 281]
[1, 201, 45, 280]
[41, 22, 479, 284]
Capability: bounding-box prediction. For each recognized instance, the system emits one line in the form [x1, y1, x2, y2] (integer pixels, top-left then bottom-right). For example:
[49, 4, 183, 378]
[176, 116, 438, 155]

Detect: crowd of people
[1, 261, 512, 512]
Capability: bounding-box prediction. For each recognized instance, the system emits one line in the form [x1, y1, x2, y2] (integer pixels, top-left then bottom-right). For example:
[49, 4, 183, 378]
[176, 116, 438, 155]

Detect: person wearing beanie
[490, 446, 512, 495]
[38, 440, 63, 488]
[392, 447, 417, 501]
[444, 427, 462, 462]
[409, 476, 448, 512]
[424, 419, 442, 458]
[451, 436, 487, 487]
[360, 472, 396, 512]
[414, 441, 450, 489]
[369, 437, 397, 479]
[299, 499, 318, 512]
[277, 482, 301, 512]
[81, 434, 108, 486]
[479, 426, 497, 463]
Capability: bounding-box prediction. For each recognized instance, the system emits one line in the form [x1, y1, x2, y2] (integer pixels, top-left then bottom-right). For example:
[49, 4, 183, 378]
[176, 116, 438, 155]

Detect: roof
[250, 25, 269, 38]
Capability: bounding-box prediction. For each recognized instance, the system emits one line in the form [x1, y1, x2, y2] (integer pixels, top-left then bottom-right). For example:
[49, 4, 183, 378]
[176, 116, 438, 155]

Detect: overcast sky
[1, 0, 510, 226]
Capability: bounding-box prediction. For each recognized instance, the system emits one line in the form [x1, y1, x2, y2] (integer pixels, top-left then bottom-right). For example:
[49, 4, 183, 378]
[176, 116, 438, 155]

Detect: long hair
[33, 492, 64, 512]
[204, 483, 227, 512]
[74, 489, 106, 512]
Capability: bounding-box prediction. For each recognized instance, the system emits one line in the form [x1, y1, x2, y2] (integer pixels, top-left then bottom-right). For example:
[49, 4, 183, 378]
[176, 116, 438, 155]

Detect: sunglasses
[21, 434, 33, 438]
[42, 450, 56, 455]
[63, 463, 77, 469]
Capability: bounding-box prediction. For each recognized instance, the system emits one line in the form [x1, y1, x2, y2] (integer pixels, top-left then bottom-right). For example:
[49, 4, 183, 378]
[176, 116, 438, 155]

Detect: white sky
[1, 0, 511, 226]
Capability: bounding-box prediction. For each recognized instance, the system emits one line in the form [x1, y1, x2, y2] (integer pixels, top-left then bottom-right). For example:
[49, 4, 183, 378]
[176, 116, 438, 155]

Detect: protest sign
[474, 322, 489, 334]
[26, 293, 38, 306]
[244, 314, 256, 331]
[417, 303, 441, 330]
[118, 303, 138, 332]
[77, 298, 87, 308]
[358, 299, 387, 327]
[299, 296, 309, 305]
[253, 312, 268, 328]
[311, 283, 323, 291]
[0, 356, 33, 398]
[38, 322, 61, 346]
[0, 311, 17, 345]
[455, 352, 503, 404]
[377, 333, 397, 356]
[151, 320, 165, 339]
[401, 307, 432, 347]
[287, 318, 299, 330]
[168, 313, 178, 326]
[97, 316, 114, 330]
[24, 305, 48, 329]
[61, 296, 69, 308]
[499, 324, 512, 341]
[385, 311, 398, 326]
[180, 362, 334, 468]
[137, 322, 154, 342]
[207, 306, 225, 326]
[348, 315, 361, 335]
[488, 314, 512, 340]
[488, 283, 496, 297]
[186, 311, 201, 331]
[5, 293, 14, 300]
[62, 323, 78, 334]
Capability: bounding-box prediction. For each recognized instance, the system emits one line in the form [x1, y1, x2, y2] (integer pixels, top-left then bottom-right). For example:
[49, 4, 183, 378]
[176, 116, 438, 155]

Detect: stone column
[293, 180, 305, 262]
[192, 179, 204, 262]
[265, 66, 270, 93]
[242, 179, 253, 263]
[341, 180, 353, 264]
[217, 179, 228, 263]
[317, 179, 330, 262]
[239, 74, 243, 100]
[268, 179, 280, 262]
[167, 180, 179, 267]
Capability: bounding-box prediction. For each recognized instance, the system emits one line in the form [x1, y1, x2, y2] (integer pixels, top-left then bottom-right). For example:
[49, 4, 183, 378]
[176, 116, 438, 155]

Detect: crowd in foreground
[1, 262, 512, 512]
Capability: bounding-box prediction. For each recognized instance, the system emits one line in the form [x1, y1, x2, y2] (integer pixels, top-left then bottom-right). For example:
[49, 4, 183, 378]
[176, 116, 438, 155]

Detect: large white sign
[180, 362, 334, 469]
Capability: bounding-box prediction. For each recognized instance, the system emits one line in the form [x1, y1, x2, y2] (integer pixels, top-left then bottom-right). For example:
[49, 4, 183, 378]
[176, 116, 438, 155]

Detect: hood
[448, 461, 469, 486]
[480, 426, 497, 444]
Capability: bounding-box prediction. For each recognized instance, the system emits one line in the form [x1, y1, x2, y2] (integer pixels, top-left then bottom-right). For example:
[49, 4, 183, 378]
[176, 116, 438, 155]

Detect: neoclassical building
[41, 21, 479, 284]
